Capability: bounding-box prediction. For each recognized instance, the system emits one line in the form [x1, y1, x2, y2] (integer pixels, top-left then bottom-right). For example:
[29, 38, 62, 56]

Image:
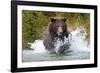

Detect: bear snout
[57, 27, 63, 35]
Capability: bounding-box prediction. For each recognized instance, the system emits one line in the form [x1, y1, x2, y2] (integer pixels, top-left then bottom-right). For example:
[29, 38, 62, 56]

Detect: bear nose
[59, 32, 63, 34]
[57, 27, 63, 35]
[58, 27, 63, 33]
[58, 32, 63, 36]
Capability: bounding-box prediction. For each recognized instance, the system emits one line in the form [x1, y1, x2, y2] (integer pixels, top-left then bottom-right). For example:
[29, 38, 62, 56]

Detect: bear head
[49, 17, 68, 37]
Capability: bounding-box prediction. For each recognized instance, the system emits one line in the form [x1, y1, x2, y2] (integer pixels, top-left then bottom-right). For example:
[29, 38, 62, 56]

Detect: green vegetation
[22, 10, 90, 49]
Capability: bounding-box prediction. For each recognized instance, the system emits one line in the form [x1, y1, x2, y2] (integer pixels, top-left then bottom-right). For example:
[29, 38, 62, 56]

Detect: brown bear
[43, 17, 70, 54]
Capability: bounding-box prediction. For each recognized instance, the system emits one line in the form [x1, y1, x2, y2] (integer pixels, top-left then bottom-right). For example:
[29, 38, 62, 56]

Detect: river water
[22, 27, 90, 62]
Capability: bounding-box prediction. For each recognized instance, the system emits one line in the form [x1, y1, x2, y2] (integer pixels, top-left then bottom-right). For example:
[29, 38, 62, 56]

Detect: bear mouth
[57, 32, 63, 36]
[56, 35, 64, 41]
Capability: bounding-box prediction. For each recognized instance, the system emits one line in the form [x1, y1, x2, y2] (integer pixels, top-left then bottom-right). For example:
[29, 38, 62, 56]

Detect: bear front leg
[57, 43, 70, 54]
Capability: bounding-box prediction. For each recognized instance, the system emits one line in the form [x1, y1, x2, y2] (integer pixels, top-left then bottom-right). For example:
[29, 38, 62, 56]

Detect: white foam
[28, 40, 46, 53]
[28, 27, 90, 53]
[70, 27, 90, 52]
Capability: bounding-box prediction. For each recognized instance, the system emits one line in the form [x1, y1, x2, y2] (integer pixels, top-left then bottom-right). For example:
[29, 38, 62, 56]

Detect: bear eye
[56, 25, 59, 27]
[51, 18, 56, 22]
[62, 18, 66, 22]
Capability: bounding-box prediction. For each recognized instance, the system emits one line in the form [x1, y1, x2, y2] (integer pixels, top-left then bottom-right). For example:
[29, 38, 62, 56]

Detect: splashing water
[69, 27, 90, 52]
[28, 27, 89, 53]
[28, 40, 46, 53]
[23, 27, 90, 62]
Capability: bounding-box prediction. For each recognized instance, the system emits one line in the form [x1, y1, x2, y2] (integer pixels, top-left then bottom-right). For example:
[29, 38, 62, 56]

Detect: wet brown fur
[43, 18, 69, 52]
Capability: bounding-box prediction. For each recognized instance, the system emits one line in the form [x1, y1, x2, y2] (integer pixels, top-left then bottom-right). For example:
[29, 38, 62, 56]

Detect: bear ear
[50, 18, 56, 23]
[62, 18, 66, 22]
